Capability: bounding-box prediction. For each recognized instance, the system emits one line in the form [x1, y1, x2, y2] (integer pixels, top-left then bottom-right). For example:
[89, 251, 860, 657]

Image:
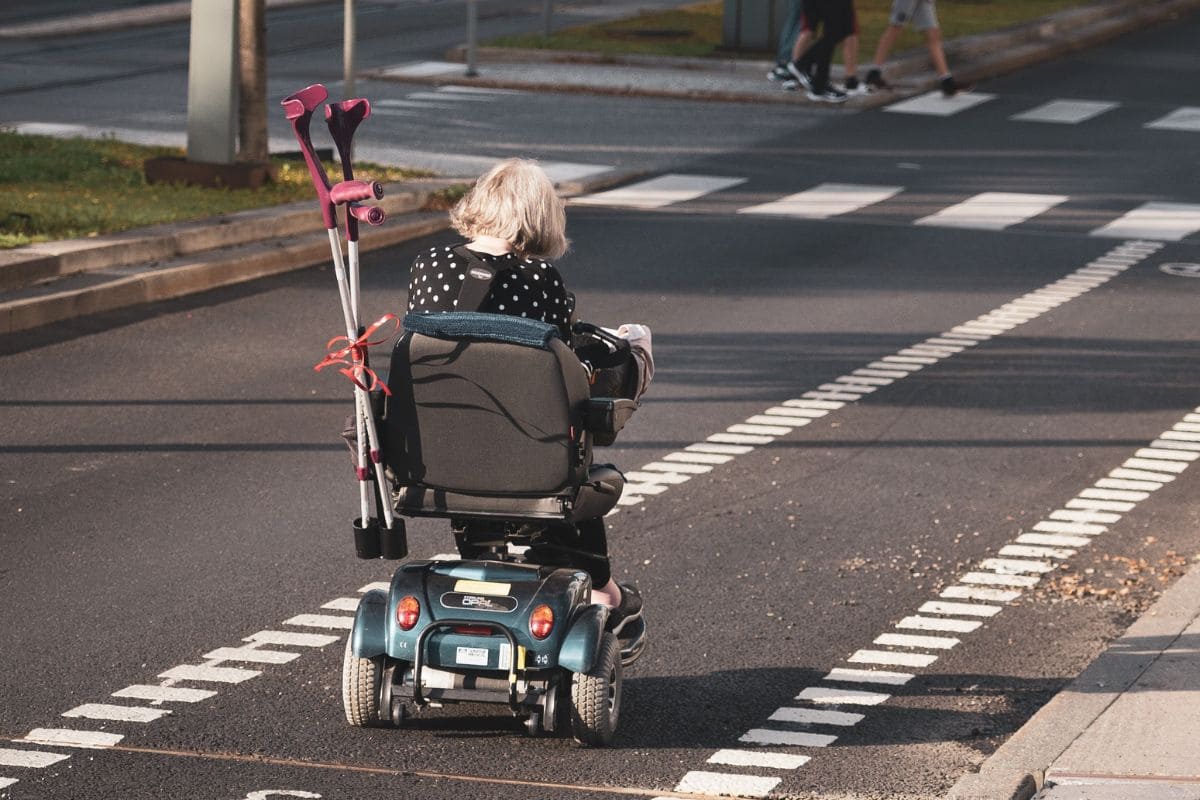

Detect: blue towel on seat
[403, 311, 561, 350]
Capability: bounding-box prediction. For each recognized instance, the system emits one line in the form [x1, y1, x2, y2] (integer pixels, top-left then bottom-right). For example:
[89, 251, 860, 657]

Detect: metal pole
[186, 0, 238, 164]
[542, 0, 551, 39]
[344, 0, 356, 98]
[466, 0, 478, 77]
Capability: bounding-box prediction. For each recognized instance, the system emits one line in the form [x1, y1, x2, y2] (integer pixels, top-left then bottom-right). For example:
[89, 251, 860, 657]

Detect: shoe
[843, 75, 867, 95]
[767, 64, 791, 82]
[865, 68, 890, 91]
[786, 61, 813, 91]
[781, 79, 800, 92]
[941, 75, 974, 97]
[605, 582, 643, 635]
[807, 84, 848, 103]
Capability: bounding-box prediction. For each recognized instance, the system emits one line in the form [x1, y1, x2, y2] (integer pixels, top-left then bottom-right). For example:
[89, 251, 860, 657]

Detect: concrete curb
[944, 560, 1200, 800]
[0, 170, 630, 336]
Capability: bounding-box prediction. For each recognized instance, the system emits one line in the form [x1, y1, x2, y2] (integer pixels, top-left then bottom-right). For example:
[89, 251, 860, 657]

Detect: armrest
[584, 398, 638, 446]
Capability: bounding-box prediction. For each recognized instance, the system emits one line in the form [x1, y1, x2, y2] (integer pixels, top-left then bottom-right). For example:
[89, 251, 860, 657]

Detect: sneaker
[767, 64, 790, 82]
[865, 68, 890, 91]
[843, 75, 867, 95]
[781, 79, 800, 92]
[807, 84, 848, 103]
[786, 61, 813, 91]
[941, 75, 974, 97]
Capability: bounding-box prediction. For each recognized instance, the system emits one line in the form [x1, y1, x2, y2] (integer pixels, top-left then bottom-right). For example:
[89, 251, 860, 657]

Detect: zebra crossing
[883, 91, 1200, 133]
[574, 175, 1200, 241]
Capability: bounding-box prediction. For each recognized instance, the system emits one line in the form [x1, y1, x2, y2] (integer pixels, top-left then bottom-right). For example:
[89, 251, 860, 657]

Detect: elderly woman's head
[449, 158, 569, 259]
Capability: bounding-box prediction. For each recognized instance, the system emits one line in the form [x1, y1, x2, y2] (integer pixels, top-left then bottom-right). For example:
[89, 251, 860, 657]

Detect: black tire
[342, 637, 386, 727]
[568, 632, 622, 746]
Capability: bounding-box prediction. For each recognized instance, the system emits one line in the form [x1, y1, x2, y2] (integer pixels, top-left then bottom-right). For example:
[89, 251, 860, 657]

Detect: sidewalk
[946, 560, 1200, 800]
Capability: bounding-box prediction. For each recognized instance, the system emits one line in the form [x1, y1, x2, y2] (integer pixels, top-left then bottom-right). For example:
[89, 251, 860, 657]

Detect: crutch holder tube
[353, 517, 382, 559]
[330, 179, 384, 205]
[349, 203, 386, 225]
[379, 519, 408, 560]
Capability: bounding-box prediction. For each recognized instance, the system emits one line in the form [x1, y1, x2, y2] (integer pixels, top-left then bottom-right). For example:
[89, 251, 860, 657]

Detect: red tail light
[397, 595, 420, 630]
[452, 625, 494, 636]
[529, 604, 554, 639]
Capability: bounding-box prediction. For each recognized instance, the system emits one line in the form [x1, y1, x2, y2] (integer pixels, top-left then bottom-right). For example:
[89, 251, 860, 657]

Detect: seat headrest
[403, 311, 561, 350]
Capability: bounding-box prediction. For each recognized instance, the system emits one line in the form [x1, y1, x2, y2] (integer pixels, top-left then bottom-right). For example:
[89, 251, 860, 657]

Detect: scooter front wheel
[568, 632, 622, 746]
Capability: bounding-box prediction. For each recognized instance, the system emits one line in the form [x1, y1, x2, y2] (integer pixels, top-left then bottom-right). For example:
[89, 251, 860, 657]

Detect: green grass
[0, 131, 430, 249]
[490, 0, 1095, 59]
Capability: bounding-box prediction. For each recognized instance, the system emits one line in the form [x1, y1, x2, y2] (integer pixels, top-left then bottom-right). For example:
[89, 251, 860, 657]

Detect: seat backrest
[383, 314, 591, 496]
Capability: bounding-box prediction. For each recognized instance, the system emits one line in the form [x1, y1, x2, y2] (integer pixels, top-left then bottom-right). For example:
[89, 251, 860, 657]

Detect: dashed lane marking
[708, 749, 810, 769]
[61, 704, 171, 723]
[0, 748, 69, 768]
[19, 729, 123, 749]
[1011, 99, 1119, 124]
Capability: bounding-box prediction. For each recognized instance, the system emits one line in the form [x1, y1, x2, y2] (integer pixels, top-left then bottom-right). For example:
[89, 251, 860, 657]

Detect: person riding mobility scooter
[281, 85, 648, 745]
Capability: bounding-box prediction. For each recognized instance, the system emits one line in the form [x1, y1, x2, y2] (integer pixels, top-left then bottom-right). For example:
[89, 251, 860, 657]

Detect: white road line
[641, 460, 712, 474]
[1162, 430, 1200, 442]
[978, 558, 1055, 574]
[1091, 202, 1200, 241]
[112, 685, 216, 703]
[0, 748, 70, 768]
[158, 664, 261, 684]
[20, 729, 123, 750]
[915, 192, 1069, 231]
[321, 597, 362, 612]
[1067, 498, 1135, 512]
[709, 432, 773, 444]
[941, 585, 1022, 603]
[884, 90, 995, 116]
[707, 749, 811, 769]
[896, 615, 982, 633]
[1145, 106, 1200, 132]
[283, 613, 356, 630]
[61, 704, 170, 723]
[687, 442, 755, 455]
[573, 174, 746, 209]
[824, 667, 913, 686]
[1123, 457, 1188, 474]
[0, 778, 17, 789]
[202, 646, 300, 665]
[728, 422, 793, 436]
[358, 582, 391, 593]
[1000, 544, 1076, 560]
[1016, 533, 1092, 548]
[623, 470, 691, 484]
[739, 182, 902, 218]
[1136, 447, 1198, 462]
[244, 630, 341, 648]
[739, 728, 838, 747]
[960, 571, 1041, 587]
[919, 601, 1003, 617]
[848, 649, 938, 668]
[1095, 477, 1160, 491]
[1048, 509, 1122, 523]
[769, 706, 864, 726]
[662, 451, 733, 465]
[874, 632, 960, 650]
[1150, 438, 1200, 452]
[1079, 487, 1149, 501]
[797, 686, 891, 705]
[674, 771, 780, 797]
[1032, 520, 1107, 535]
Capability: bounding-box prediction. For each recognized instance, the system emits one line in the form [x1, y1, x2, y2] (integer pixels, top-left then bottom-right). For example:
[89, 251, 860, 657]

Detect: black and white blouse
[407, 244, 573, 333]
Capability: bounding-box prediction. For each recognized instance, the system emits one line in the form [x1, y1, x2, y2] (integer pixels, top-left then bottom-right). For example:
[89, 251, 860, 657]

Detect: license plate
[455, 646, 489, 667]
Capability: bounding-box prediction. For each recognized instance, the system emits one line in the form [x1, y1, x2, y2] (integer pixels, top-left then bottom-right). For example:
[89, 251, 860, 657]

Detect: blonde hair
[449, 158, 569, 259]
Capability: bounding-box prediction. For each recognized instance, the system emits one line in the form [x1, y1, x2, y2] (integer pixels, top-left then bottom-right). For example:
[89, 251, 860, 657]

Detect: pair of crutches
[281, 83, 406, 560]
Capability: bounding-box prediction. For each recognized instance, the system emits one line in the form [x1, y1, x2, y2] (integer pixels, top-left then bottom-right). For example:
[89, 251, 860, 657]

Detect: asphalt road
[3, 7, 1200, 800]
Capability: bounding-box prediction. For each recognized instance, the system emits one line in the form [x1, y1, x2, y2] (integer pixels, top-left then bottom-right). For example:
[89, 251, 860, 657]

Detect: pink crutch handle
[330, 180, 384, 205]
[349, 204, 386, 226]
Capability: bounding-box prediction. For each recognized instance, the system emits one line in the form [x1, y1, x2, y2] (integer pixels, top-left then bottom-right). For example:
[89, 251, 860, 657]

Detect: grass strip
[490, 0, 1095, 60]
[0, 131, 430, 249]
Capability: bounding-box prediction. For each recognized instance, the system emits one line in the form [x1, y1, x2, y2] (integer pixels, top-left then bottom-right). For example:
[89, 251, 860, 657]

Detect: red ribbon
[314, 313, 400, 395]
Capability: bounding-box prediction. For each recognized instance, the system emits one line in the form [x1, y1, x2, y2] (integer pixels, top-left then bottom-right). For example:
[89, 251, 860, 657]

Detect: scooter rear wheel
[568, 632, 621, 746]
[342, 637, 387, 727]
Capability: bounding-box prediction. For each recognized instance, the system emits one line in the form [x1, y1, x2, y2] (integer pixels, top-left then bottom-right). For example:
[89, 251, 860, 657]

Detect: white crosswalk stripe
[739, 182, 902, 218]
[1090, 202, 1200, 241]
[1012, 99, 1119, 124]
[1145, 106, 1200, 132]
[884, 90, 995, 116]
[915, 192, 1068, 230]
[572, 173, 746, 209]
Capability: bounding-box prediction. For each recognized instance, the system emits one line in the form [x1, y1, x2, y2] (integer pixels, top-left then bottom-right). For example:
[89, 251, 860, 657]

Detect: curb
[943, 560, 1200, 800]
[0, 170, 629, 337]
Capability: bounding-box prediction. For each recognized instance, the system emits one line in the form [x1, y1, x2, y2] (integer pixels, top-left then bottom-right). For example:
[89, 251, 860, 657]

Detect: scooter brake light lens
[529, 604, 554, 639]
[397, 595, 420, 630]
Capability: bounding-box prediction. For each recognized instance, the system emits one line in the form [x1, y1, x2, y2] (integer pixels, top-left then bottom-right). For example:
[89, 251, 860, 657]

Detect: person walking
[781, 5, 865, 94]
[784, 0, 854, 103]
[767, 0, 808, 82]
[864, 0, 971, 96]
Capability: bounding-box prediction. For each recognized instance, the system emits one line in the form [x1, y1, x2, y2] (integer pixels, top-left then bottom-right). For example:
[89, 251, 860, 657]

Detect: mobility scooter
[342, 311, 646, 745]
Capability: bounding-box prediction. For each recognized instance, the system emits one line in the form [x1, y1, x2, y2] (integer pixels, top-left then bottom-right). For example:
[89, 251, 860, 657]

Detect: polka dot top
[407, 244, 573, 334]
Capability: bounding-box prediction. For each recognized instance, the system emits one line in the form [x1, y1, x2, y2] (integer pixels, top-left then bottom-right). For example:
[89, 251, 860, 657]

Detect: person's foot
[941, 75, 974, 97]
[807, 84, 849, 104]
[843, 75, 866, 95]
[767, 64, 791, 82]
[865, 68, 890, 91]
[605, 583, 643, 634]
[786, 61, 813, 91]
[781, 78, 799, 92]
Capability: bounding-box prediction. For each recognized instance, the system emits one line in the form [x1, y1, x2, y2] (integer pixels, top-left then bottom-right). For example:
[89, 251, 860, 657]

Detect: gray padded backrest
[384, 332, 591, 495]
